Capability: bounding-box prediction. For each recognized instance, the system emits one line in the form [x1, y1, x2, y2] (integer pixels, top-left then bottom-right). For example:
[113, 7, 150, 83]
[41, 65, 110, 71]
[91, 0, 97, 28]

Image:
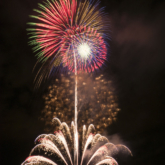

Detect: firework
[28, 0, 108, 84]
[41, 74, 120, 133]
[22, 118, 132, 165]
[28, 1, 109, 164]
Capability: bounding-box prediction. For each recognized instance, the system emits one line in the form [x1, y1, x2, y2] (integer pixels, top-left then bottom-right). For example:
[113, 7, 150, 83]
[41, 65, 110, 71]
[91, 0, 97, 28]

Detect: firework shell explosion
[41, 73, 120, 133]
[28, 0, 109, 85]
[22, 118, 132, 165]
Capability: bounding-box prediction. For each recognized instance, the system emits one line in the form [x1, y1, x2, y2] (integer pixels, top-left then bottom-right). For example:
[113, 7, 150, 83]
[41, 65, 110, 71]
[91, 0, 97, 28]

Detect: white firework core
[78, 43, 91, 58]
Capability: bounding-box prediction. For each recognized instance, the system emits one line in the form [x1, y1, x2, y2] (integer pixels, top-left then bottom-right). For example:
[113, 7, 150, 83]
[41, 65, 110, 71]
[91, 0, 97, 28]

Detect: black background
[1, 0, 165, 164]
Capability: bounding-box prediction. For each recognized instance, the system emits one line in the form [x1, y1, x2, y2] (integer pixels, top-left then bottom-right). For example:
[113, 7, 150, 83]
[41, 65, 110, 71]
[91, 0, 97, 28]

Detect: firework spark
[22, 118, 132, 165]
[41, 73, 120, 134]
[28, 0, 108, 85]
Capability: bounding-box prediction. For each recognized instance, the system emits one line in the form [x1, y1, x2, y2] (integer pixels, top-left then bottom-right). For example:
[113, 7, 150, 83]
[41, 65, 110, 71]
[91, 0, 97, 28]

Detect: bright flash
[78, 43, 91, 58]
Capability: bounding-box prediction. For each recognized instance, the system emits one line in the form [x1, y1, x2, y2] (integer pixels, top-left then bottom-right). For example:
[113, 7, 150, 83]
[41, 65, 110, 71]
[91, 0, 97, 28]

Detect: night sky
[1, 0, 165, 164]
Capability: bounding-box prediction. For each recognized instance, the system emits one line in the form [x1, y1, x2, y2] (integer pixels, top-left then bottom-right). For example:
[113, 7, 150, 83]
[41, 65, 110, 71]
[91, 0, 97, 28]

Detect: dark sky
[1, 0, 165, 164]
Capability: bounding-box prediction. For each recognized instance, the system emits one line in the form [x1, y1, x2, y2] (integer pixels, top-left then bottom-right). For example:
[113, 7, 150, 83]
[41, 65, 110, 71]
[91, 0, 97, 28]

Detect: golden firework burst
[41, 73, 120, 133]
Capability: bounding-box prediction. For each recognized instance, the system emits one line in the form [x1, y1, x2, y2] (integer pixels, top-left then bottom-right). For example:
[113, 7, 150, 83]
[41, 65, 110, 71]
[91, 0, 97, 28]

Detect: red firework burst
[28, 0, 108, 81]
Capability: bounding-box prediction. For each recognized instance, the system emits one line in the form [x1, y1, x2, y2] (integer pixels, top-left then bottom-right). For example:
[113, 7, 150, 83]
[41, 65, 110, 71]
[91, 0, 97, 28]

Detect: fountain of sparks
[22, 118, 132, 165]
